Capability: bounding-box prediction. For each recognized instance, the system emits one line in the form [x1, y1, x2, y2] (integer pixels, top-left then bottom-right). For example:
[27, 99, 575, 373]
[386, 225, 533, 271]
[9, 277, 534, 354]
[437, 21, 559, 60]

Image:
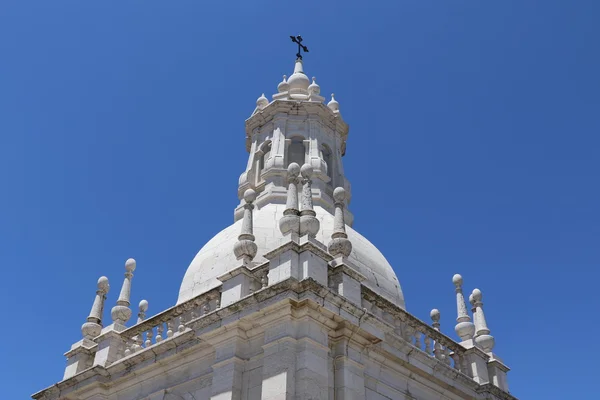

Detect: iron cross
[290, 35, 309, 60]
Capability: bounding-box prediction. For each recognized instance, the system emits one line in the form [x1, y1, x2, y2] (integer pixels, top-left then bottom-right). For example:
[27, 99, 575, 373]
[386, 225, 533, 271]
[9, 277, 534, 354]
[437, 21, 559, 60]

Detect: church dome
[177, 203, 405, 308]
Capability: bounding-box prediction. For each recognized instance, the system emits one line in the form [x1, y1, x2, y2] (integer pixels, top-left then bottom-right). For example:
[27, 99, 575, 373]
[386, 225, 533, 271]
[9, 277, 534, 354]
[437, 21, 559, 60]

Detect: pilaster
[330, 329, 366, 400]
[208, 324, 249, 400]
[294, 308, 330, 400]
[260, 307, 298, 400]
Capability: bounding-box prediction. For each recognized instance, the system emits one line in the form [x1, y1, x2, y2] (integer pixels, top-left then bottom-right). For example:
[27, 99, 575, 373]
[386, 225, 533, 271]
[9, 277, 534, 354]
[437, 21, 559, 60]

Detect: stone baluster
[81, 276, 110, 340]
[111, 258, 136, 326]
[299, 164, 320, 237]
[133, 333, 143, 352]
[178, 313, 187, 334]
[233, 189, 258, 265]
[137, 300, 148, 324]
[414, 331, 422, 349]
[279, 162, 301, 236]
[424, 335, 432, 355]
[443, 347, 452, 366]
[166, 320, 174, 338]
[471, 288, 495, 353]
[453, 274, 475, 342]
[123, 337, 134, 356]
[328, 187, 352, 257]
[156, 323, 164, 343]
[144, 327, 153, 347]
[451, 353, 460, 370]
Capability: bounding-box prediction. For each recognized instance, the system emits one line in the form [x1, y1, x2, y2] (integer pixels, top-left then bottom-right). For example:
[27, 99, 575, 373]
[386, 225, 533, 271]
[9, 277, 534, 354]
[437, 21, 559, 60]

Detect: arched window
[320, 144, 333, 181]
[259, 141, 271, 174]
[288, 137, 305, 167]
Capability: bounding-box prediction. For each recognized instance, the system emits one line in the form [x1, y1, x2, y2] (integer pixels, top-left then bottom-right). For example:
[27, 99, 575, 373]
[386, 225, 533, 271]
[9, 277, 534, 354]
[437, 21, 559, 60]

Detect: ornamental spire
[111, 258, 136, 326]
[471, 288, 495, 353]
[233, 189, 258, 264]
[452, 274, 475, 341]
[328, 187, 352, 257]
[279, 163, 301, 236]
[81, 276, 109, 339]
[299, 164, 320, 237]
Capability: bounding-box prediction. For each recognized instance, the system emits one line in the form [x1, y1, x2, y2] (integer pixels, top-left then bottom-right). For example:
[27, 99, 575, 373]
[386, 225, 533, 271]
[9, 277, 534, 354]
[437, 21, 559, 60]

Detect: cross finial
[290, 35, 309, 60]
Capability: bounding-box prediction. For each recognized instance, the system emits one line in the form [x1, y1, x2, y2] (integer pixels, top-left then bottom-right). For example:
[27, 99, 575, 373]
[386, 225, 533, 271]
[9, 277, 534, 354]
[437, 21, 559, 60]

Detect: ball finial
[97, 276, 110, 293]
[333, 187, 346, 203]
[452, 274, 463, 287]
[243, 188, 257, 203]
[139, 299, 148, 312]
[300, 163, 313, 179]
[287, 162, 301, 178]
[430, 308, 440, 322]
[472, 288, 482, 302]
[125, 258, 136, 272]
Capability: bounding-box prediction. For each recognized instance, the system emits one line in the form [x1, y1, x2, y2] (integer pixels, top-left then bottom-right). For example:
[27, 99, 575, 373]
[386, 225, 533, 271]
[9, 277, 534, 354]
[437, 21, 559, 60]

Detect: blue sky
[1, 1, 598, 398]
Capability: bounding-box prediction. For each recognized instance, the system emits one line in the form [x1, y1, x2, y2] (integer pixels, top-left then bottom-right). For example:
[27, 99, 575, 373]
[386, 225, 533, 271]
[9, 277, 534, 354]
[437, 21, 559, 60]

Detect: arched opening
[288, 136, 305, 167]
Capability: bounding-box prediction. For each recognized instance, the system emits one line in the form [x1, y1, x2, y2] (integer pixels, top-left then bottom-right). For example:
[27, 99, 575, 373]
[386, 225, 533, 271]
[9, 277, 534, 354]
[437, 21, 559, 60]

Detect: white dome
[177, 203, 405, 309]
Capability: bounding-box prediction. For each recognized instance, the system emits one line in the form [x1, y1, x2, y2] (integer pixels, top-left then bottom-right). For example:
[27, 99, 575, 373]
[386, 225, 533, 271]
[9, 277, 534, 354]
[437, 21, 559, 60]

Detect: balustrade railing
[119, 288, 221, 358]
[362, 287, 471, 377]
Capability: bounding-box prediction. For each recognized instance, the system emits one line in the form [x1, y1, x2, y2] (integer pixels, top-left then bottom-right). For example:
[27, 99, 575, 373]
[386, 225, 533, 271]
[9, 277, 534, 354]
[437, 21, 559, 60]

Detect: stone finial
[308, 77, 320, 95]
[277, 75, 289, 93]
[81, 276, 110, 339]
[233, 189, 258, 264]
[137, 300, 148, 323]
[299, 164, 320, 238]
[452, 274, 475, 341]
[111, 258, 136, 326]
[328, 187, 352, 257]
[327, 93, 339, 112]
[430, 309, 441, 331]
[471, 288, 495, 353]
[256, 93, 268, 110]
[279, 163, 301, 236]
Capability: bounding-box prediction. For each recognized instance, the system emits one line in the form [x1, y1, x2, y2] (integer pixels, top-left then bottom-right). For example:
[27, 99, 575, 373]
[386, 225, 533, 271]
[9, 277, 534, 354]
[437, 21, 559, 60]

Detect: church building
[33, 51, 517, 400]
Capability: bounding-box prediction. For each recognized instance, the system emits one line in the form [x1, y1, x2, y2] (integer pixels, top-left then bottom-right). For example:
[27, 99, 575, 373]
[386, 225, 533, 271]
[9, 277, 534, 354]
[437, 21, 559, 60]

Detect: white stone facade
[33, 58, 516, 400]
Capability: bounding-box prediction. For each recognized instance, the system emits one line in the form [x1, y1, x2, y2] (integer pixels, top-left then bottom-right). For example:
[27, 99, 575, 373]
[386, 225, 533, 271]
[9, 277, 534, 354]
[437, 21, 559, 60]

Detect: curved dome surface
[177, 203, 405, 309]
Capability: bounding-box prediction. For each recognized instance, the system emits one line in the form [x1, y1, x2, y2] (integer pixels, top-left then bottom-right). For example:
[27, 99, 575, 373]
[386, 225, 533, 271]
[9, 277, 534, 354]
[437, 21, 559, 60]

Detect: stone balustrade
[118, 288, 221, 359]
[362, 286, 471, 377]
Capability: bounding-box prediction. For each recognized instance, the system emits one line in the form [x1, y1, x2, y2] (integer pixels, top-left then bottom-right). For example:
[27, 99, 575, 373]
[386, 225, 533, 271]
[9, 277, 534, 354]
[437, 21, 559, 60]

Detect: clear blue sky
[1, 1, 598, 399]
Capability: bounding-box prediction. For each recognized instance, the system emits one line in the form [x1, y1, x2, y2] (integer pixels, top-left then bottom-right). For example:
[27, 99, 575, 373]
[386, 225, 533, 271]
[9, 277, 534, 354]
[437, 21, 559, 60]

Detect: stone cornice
[476, 383, 519, 400]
